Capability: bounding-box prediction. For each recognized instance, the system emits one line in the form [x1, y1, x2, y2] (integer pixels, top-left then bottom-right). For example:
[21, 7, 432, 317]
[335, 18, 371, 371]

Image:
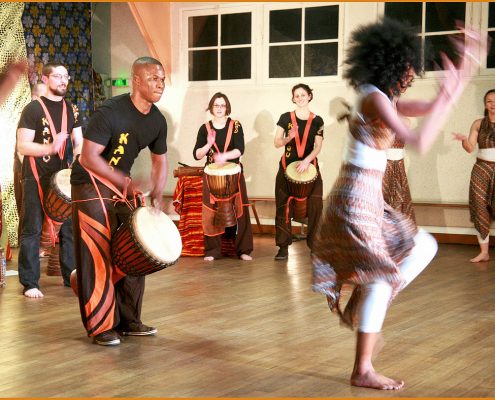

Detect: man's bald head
[131, 57, 163, 77]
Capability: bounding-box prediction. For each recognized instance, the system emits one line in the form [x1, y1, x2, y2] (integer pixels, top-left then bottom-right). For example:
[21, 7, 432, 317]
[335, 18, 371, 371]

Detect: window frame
[181, 3, 257, 87]
[379, 2, 475, 78]
[262, 2, 344, 84]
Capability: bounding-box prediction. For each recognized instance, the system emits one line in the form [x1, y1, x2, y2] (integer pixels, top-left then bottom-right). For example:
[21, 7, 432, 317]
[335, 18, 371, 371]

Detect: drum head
[53, 169, 72, 199]
[285, 161, 317, 183]
[132, 207, 182, 263]
[204, 162, 241, 176]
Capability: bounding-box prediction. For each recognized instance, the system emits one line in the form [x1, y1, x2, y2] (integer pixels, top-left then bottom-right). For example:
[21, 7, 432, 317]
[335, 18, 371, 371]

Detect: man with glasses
[17, 62, 82, 298]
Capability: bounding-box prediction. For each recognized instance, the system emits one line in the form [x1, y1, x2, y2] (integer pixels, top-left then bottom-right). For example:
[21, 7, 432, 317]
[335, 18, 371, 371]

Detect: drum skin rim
[284, 162, 318, 185]
[50, 169, 72, 203]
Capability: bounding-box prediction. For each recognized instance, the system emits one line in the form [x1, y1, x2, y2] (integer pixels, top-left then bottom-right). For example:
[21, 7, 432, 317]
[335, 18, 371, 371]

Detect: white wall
[97, 2, 495, 204]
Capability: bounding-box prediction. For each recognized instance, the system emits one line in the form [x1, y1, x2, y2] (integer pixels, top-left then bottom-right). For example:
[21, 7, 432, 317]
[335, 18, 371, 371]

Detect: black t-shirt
[18, 96, 80, 180]
[71, 93, 167, 185]
[277, 112, 324, 166]
[193, 117, 245, 165]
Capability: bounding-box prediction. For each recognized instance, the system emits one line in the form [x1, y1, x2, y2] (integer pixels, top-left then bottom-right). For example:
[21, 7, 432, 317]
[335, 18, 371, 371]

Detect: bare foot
[24, 288, 44, 298]
[351, 370, 404, 390]
[204, 256, 214, 261]
[470, 252, 489, 263]
[240, 254, 252, 261]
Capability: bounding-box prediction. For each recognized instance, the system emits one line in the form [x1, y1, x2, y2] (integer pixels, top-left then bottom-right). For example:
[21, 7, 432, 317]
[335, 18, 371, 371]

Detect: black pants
[18, 177, 74, 290]
[274, 166, 323, 250]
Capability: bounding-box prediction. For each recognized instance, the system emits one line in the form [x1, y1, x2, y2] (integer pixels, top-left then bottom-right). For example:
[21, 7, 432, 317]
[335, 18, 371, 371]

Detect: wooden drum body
[44, 169, 72, 222]
[204, 162, 241, 227]
[112, 206, 182, 276]
[284, 161, 318, 220]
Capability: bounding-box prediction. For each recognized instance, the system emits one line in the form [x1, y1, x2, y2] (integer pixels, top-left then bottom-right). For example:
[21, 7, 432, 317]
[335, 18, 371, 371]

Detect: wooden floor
[1, 235, 495, 397]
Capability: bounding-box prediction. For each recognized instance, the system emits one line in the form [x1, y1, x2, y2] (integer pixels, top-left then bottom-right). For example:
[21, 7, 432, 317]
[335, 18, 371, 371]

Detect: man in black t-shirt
[71, 57, 168, 346]
[17, 62, 82, 298]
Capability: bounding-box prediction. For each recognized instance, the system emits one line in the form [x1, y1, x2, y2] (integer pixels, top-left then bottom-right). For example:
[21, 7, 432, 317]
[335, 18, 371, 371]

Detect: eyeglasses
[49, 74, 70, 81]
[213, 104, 226, 108]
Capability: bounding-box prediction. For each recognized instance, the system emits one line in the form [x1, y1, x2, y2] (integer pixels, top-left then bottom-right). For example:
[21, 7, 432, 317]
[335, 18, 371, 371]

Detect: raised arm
[274, 126, 296, 148]
[452, 118, 481, 154]
[79, 139, 129, 191]
[17, 127, 68, 157]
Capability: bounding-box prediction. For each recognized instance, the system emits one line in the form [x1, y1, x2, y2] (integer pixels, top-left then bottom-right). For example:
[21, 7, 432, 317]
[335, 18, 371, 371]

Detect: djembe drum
[203, 162, 241, 227]
[284, 161, 318, 220]
[112, 206, 182, 276]
[43, 169, 72, 276]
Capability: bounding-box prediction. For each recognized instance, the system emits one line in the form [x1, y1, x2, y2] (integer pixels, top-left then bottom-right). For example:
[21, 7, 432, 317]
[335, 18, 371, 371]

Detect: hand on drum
[150, 188, 164, 213]
[213, 152, 228, 164]
[296, 159, 310, 173]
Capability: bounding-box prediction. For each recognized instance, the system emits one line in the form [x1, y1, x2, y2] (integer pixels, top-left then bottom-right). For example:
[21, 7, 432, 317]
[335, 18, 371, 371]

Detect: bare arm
[452, 119, 481, 154]
[213, 149, 241, 163]
[274, 126, 296, 148]
[396, 99, 435, 117]
[17, 127, 68, 157]
[149, 152, 168, 210]
[78, 139, 129, 191]
[71, 126, 83, 158]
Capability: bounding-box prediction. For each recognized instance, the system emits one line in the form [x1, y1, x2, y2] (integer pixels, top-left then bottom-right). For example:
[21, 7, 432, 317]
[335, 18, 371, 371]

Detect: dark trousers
[72, 183, 144, 336]
[18, 177, 74, 290]
[13, 157, 23, 241]
[275, 166, 323, 250]
[203, 173, 254, 258]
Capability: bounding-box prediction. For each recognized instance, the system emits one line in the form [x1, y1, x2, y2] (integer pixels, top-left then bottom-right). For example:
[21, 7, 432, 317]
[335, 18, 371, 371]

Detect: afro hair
[343, 18, 422, 97]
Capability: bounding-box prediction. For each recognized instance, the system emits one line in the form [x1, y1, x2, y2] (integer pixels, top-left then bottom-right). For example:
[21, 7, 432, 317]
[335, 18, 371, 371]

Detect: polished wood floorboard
[1, 236, 494, 397]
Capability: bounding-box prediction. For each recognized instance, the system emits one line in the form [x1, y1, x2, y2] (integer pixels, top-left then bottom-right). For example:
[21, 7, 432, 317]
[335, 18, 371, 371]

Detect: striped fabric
[469, 118, 495, 240]
[173, 176, 205, 256]
[382, 139, 416, 224]
[312, 86, 417, 326]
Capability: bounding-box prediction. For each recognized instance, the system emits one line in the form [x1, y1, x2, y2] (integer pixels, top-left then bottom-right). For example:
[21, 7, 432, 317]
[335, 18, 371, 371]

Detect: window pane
[305, 5, 338, 40]
[384, 2, 422, 34]
[488, 31, 495, 68]
[221, 13, 251, 46]
[424, 34, 463, 71]
[304, 43, 338, 76]
[188, 15, 218, 48]
[189, 50, 217, 81]
[269, 45, 301, 78]
[270, 9, 302, 43]
[425, 3, 465, 32]
[489, 3, 495, 28]
[221, 48, 251, 80]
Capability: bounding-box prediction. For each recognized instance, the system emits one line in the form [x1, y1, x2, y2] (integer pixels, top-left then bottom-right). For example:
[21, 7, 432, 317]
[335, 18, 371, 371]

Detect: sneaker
[274, 247, 288, 260]
[118, 322, 157, 336]
[93, 330, 120, 346]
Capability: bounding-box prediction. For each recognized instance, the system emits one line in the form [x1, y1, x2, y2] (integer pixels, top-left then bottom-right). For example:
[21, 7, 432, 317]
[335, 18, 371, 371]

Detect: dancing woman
[312, 19, 481, 390]
[453, 89, 495, 262]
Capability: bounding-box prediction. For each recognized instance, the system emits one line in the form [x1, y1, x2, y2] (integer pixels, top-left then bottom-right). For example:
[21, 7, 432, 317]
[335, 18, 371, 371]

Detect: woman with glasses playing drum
[193, 92, 253, 261]
[273, 83, 324, 260]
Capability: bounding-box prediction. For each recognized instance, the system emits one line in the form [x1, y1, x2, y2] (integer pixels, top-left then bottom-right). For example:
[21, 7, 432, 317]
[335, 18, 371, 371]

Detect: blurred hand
[207, 130, 216, 146]
[0, 60, 28, 104]
[452, 132, 467, 142]
[51, 131, 69, 154]
[213, 152, 228, 164]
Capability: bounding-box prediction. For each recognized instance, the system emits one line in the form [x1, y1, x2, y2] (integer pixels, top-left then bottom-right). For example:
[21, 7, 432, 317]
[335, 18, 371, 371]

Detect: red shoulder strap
[37, 98, 68, 160]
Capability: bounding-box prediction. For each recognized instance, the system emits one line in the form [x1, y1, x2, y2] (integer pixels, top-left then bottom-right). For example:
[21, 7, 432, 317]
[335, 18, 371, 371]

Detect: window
[188, 11, 252, 81]
[486, 3, 495, 68]
[384, 2, 466, 72]
[268, 4, 339, 79]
